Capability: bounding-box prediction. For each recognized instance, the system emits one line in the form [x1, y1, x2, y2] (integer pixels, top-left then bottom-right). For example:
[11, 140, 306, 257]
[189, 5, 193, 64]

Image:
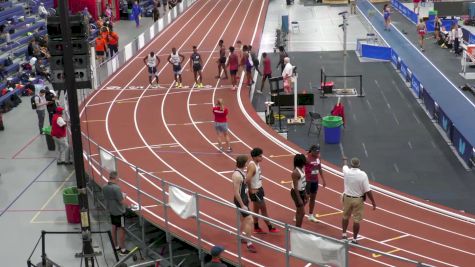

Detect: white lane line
[392, 112, 400, 125]
[408, 141, 413, 150]
[362, 142, 369, 157]
[431, 140, 437, 149]
[381, 234, 411, 243]
[380, 89, 391, 109]
[352, 113, 357, 121]
[366, 99, 373, 110]
[218, 170, 234, 174]
[189, 102, 214, 106]
[412, 111, 421, 125]
[393, 163, 400, 173]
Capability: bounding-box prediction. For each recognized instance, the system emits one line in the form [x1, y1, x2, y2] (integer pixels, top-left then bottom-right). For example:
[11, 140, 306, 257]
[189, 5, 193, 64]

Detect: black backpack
[251, 52, 259, 67]
[31, 95, 38, 109]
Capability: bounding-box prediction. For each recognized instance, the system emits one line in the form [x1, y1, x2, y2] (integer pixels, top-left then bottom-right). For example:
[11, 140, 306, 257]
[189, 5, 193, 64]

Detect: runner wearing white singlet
[291, 154, 308, 228]
[246, 148, 279, 234]
[167, 47, 185, 88]
[143, 51, 161, 87]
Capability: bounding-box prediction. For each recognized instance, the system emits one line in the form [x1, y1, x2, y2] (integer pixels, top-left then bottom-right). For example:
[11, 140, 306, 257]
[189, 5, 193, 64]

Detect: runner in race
[190, 46, 204, 88]
[168, 47, 185, 88]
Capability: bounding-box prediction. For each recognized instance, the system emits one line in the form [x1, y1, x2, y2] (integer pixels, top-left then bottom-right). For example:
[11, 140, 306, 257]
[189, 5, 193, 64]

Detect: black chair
[308, 112, 322, 137]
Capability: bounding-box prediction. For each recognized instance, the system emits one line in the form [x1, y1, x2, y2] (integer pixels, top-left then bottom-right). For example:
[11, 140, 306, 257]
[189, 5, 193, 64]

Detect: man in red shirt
[258, 52, 272, 94]
[226, 46, 239, 91]
[51, 106, 72, 165]
[304, 145, 326, 222]
[212, 98, 231, 152]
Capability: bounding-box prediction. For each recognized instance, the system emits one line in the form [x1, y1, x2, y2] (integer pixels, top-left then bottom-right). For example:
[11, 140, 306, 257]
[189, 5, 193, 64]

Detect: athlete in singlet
[232, 155, 257, 253]
[246, 148, 278, 233]
[416, 18, 427, 52]
[189, 46, 204, 88]
[167, 47, 185, 88]
[304, 145, 326, 223]
[291, 154, 308, 228]
[227, 46, 239, 91]
[143, 51, 160, 87]
[383, 4, 391, 31]
[215, 40, 228, 80]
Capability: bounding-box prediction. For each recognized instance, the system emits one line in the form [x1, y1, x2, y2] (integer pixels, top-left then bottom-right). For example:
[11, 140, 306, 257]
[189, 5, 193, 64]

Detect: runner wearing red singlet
[227, 46, 239, 91]
[258, 52, 272, 94]
[416, 18, 427, 52]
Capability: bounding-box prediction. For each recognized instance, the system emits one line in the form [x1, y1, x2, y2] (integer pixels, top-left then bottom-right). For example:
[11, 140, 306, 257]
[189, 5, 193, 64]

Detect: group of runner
[143, 39, 270, 90]
[231, 146, 327, 253]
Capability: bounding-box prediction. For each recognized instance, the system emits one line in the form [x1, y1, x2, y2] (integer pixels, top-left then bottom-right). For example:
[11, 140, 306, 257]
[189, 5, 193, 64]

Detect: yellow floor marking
[82, 120, 106, 123]
[372, 249, 401, 258]
[269, 154, 294, 158]
[30, 170, 75, 223]
[381, 234, 410, 243]
[316, 211, 343, 218]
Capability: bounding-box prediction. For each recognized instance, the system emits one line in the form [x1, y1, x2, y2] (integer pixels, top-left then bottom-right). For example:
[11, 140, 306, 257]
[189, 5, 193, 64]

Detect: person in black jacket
[45, 87, 57, 124]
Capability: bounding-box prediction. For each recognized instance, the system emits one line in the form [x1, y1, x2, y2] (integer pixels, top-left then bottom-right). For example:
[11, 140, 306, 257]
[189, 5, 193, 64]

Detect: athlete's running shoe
[200, 83, 204, 88]
[247, 244, 257, 253]
[308, 214, 319, 223]
[177, 83, 182, 88]
[253, 228, 265, 234]
[118, 249, 131, 256]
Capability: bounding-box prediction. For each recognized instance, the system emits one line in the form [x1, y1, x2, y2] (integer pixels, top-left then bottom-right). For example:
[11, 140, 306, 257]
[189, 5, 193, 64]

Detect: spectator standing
[212, 98, 231, 152]
[103, 171, 130, 256]
[34, 89, 49, 134]
[232, 155, 257, 253]
[205, 245, 226, 267]
[282, 57, 294, 94]
[341, 157, 376, 244]
[45, 87, 57, 124]
[108, 29, 119, 57]
[258, 52, 272, 94]
[132, 1, 142, 28]
[453, 24, 462, 55]
[276, 46, 288, 74]
[291, 154, 308, 228]
[51, 106, 72, 165]
[304, 145, 326, 222]
[105, 4, 113, 22]
[434, 16, 441, 43]
[152, 4, 160, 22]
[95, 35, 107, 63]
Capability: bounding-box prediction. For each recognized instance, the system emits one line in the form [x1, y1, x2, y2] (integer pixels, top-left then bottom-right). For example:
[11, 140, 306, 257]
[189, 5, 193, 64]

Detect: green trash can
[322, 116, 343, 144]
[42, 126, 55, 151]
[63, 187, 80, 224]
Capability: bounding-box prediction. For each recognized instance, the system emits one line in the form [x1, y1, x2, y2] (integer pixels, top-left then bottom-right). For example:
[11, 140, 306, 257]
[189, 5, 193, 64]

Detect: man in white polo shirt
[341, 157, 376, 244]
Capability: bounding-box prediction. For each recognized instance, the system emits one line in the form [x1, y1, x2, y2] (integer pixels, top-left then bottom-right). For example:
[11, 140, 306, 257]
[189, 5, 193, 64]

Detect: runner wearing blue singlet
[383, 4, 391, 31]
[190, 46, 204, 88]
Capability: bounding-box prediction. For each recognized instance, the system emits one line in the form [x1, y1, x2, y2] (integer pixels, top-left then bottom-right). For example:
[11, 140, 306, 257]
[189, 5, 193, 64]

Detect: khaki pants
[342, 195, 364, 223]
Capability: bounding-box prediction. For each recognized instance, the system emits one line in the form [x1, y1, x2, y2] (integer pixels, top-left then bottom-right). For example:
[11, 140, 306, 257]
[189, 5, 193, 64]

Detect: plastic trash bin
[63, 187, 80, 224]
[322, 116, 343, 144]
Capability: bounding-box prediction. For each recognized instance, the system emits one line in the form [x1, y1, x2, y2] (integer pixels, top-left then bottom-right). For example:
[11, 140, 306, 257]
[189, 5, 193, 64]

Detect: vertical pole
[58, 1, 95, 263]
[161, 180, 173, 266]
[293, 73, 298, 120]
[344, 240, 349, 267]
[195, 193, 204, 267]
[235, 208, 242, 267]
[359, 75, 364, 97]
[285, 224, 290, 267]
[41, 230, 46, 266]
[135, 167, 145, 249]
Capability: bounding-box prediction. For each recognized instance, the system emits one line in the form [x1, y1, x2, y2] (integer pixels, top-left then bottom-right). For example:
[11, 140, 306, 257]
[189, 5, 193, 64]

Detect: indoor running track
[79, 0, 475, 266]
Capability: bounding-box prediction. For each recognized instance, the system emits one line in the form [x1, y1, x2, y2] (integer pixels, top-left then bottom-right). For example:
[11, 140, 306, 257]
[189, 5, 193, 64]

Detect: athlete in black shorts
[215, 40, 228, 80]
[190, 46, 204, 88]
[232, 155, 257, 253]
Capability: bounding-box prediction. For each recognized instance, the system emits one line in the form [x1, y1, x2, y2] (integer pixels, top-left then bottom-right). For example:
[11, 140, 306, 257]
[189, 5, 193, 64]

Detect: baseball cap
[56, 106, 64, 113]
[309, 144, 320, 153]
[210, 245, 224, 257]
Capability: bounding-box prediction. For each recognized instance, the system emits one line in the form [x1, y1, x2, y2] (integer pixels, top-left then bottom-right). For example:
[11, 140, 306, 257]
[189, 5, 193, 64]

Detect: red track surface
[80, 1, 475, 266]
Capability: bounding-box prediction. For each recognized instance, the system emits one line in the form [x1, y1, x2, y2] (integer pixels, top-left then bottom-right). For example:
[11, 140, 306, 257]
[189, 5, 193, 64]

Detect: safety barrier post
[161, 179, 173, 266]
[194, 193, 204, 267]
[235, 208, 242, 266]
[97, 144, 103, 181]
[358, 74, 364, 97]
[135, 167, 146, 251]
[285, 224, 290, 267]
[344, 240, 349, 267]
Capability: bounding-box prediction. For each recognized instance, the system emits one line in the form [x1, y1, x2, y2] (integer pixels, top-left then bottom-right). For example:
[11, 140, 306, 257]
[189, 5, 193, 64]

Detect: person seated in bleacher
[38, 3, 49, 18]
